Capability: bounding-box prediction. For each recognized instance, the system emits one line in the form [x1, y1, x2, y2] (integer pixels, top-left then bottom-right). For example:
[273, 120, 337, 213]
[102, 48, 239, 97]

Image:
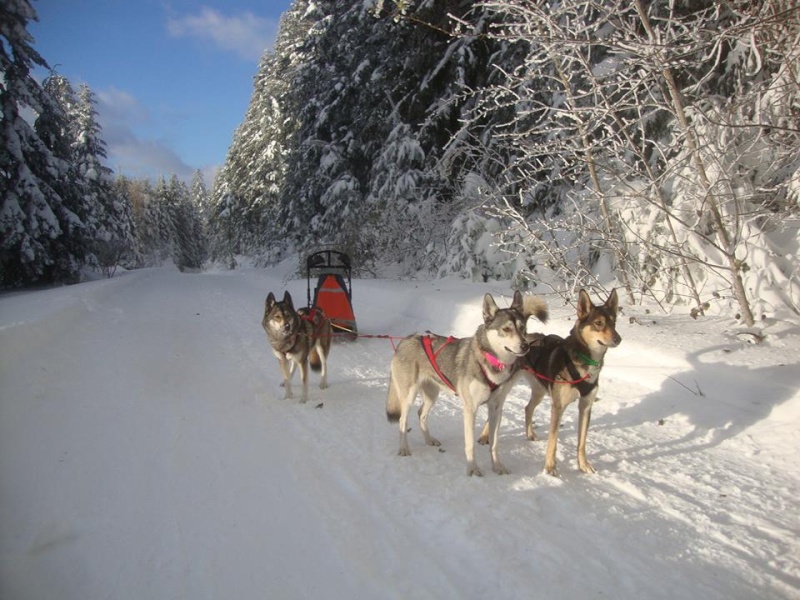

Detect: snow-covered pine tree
[189, 169, 210, 225]
[283, 0, 505, 268]
[159, 175, 205, 271]
[37, 72, 99, 275]
[207, 0, 319, 265]
[366, 122, 443, 273]
[123, 177, 163, 267]
[0, 0, 91, 285]
[110, 176, 140, 271]
[139, 177, 175, 266]
[208, 189, 238, 269]
[72, 84, 136, 274]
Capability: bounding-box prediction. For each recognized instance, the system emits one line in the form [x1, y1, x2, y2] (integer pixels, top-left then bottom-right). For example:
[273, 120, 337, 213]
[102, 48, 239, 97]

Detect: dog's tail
[386, 368, 401, 423]
[522, 295, 549, 324]
[309, 346, 322, 372]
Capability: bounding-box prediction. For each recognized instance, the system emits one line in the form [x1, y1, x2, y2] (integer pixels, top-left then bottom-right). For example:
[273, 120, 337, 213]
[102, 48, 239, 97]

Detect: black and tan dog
[480, 289, 621, 476]
[263, 291, 332, 403]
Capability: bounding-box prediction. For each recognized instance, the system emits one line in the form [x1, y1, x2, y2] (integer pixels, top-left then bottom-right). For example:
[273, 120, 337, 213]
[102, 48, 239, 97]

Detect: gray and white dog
[386, 292, 547, 476]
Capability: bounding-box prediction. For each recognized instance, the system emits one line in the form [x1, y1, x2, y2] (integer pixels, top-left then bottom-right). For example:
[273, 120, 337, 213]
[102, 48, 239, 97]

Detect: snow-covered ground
[1, 264, 798, 599]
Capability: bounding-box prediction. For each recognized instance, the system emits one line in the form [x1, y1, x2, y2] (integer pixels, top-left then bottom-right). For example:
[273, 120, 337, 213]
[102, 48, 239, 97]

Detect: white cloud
[95, 87, 195, 181]
[166, 7, 278, 62]
[96, 87, 150, 126]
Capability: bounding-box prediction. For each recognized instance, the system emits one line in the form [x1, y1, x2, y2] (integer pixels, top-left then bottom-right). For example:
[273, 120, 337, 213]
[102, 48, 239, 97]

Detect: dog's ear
[577, 289, 593, 320]
[266, 292, 276, 311]
[483, 293, 499, 322]
[605, 288, 619, 315]
[283, 290, 293, 309]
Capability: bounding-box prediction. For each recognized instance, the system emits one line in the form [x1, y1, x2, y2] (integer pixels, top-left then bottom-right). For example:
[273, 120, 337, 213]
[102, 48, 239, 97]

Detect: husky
[386, 292, 548, 476]
[262, 291, 332, 403]
[479, 289, 621, 476]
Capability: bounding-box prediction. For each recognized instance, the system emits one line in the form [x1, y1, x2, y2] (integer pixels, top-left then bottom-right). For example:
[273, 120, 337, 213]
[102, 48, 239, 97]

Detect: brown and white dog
[480, 289, 621, 476]
[262, 291, 332, 403]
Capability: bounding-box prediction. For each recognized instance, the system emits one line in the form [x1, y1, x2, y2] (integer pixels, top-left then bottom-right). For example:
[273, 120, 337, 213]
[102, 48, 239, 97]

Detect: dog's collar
[483, 351, 509, 371]
[480, 364, 500, 392]
[576, 351, 599, 367]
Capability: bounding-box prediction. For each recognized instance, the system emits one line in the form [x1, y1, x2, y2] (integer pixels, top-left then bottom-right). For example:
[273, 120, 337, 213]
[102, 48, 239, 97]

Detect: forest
[2, 0, 798, 325]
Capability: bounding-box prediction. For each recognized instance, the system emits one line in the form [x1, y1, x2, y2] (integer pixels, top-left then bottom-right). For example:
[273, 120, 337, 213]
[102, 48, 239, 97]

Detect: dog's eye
[595, 319, 604, 328]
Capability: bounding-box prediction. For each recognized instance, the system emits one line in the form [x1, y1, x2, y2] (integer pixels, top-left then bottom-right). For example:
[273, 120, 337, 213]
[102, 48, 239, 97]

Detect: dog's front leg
[544, 393, 570, 476]
[576, 392, 597, 474]
[298, 360, 309, 403]
[487, 394, 509, 475]
[461, 391, 482, 477]
[272, 352, 294, 399]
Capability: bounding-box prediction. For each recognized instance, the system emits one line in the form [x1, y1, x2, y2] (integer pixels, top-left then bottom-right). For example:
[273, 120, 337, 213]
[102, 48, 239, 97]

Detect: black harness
[565, 357, 599, 397]
[525, 340, 599, 397]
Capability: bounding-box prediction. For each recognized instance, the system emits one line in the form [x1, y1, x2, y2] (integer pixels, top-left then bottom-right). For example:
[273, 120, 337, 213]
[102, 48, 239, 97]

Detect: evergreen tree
[169, 175, 206, 270]
[37, 72, 98, 272]
[189, 169, 210, 223]
[139, 177, 174, 265]
[0, 0, 89, 285]
[128, 178, 165, 267]
[207, 0, 319, 264]
[276, 1, 521, 268]
[210, 0, 799, 317]
[72, 84, 136, 271]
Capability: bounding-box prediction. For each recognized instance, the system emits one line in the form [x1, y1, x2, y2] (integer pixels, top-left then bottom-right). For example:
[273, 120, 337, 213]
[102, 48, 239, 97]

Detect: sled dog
[480, 289, 621, 476]
[386, 292, 547, 476]
[263, 291, 332, 403]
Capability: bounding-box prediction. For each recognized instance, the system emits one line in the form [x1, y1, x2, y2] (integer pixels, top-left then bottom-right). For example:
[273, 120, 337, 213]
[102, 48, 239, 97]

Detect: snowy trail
[1, 267, 799, 599]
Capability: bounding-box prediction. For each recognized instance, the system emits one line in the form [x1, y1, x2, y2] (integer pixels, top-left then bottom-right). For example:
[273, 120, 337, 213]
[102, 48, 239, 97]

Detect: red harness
[421, 335, 457, 392]
[421, 335, 505, 393]
[299, 307, 325, 337]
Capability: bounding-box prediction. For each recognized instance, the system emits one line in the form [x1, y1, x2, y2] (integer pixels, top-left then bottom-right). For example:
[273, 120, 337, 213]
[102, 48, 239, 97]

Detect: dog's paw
[424, 436, 441, 447]
[492, 461, 510, 475]
[398, 447, 411, 457]
[466, 462, 483, 477]
[579, 461, 596, 474]
[544, 464, 559, 477]
[477, 434, 489, 446]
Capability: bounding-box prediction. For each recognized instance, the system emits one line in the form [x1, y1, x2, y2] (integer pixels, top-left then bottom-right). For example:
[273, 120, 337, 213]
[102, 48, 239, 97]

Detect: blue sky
[29, 0, 294, 185]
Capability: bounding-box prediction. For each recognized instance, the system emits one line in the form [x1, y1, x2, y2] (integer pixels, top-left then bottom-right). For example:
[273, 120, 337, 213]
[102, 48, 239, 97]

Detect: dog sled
[306, 249, 358, 341]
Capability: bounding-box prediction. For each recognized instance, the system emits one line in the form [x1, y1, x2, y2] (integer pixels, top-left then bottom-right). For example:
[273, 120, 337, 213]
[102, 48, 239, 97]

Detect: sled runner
[306, 249, 358, 341]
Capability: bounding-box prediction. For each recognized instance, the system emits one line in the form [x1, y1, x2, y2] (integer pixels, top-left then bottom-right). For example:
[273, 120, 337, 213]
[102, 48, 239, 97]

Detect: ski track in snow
[1, 266, 799, 599]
